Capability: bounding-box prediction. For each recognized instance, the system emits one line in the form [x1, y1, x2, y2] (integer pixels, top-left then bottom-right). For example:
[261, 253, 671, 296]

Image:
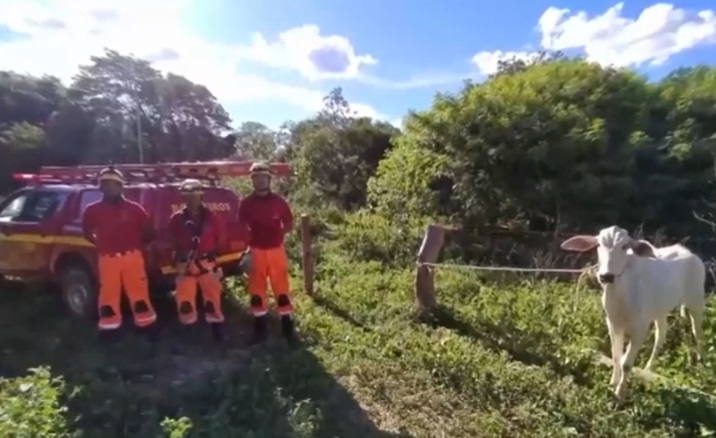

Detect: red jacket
[168, 206, 226, 256]
[82, 198, 152, 255]
[238, 192, 293, 249]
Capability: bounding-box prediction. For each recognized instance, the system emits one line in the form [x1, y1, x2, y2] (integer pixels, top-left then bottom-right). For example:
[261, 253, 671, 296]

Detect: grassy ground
[2, 240, 716, 437]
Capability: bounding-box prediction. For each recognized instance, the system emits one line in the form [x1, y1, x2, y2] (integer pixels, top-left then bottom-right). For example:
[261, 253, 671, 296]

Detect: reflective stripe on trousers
[247, 245, 293, 317]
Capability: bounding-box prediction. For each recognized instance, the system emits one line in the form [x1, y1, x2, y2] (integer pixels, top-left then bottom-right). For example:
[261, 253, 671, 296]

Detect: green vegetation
[2, 50, 716, 437]
[3, 218, 716, 437]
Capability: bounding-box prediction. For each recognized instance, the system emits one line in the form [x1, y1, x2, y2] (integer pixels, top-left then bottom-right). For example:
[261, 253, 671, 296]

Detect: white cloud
[0, 0, 388, 123]
[236, 24, 466, 90]
[472, 2, 716, 75]
[237, 25, 377, 81]
[471, 51, 540, 76]
[540, 3, 716, 67]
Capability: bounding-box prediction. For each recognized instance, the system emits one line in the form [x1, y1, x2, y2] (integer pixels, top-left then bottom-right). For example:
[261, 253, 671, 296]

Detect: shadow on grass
[311, 295, 372, 332]
[0, 284, 410, 438]
[417, 304, 593, 385]
[245, 328, 412, 438]
[639, 385, 716, 437]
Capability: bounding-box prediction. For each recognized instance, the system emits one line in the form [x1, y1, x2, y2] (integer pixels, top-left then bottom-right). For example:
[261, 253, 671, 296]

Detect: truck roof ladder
[13, 161, 292, 186]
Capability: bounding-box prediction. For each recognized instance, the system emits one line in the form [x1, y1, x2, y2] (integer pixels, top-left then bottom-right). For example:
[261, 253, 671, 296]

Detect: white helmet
[178, 178, 204, 193]
[249, 161, 271, 175]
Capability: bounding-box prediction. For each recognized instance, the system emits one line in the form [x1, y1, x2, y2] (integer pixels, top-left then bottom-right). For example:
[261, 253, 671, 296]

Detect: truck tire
[59, 266, 98, 319]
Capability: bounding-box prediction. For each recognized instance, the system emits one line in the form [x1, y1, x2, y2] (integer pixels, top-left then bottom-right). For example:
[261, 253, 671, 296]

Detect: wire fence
[436, 228, 716, 289]
[418, 258, 716, 296]
[417, 262, 586, 274]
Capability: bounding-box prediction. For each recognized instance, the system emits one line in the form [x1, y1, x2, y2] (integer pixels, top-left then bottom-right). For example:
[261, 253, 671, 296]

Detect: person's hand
[143, 245, 156, 265]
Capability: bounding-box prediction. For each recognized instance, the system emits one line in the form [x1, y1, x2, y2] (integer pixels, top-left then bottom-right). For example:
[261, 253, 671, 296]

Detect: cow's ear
[560, 235, 598, 252]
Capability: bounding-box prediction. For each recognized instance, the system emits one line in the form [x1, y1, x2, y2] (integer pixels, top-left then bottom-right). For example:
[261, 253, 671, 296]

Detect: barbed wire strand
[417, 262, 585, 274]
[416, 261, 600, 313]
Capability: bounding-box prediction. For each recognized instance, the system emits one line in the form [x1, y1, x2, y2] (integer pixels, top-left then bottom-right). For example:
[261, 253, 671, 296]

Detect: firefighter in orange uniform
[238, 161, 296, 345]
[169, 179, 227, 341]
[82, 167, 158, 339]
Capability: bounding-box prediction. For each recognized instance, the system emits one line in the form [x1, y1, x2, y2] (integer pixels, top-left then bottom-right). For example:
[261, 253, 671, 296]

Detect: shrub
[336, 211, 426, 267]
[0, 367, 71, 438]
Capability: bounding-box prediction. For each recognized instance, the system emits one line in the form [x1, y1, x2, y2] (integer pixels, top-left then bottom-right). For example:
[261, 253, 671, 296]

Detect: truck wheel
[60, 266, 98, 319]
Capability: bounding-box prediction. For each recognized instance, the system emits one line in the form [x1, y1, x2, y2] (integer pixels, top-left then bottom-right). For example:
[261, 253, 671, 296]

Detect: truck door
[0, 190, 32, 274]
[0, 190, 68, 278]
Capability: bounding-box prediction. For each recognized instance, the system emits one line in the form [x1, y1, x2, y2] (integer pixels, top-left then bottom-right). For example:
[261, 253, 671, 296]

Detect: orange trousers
[175, 259, 225, 324]
[97, 250, 157, 330]
[247, 246, 293, 317]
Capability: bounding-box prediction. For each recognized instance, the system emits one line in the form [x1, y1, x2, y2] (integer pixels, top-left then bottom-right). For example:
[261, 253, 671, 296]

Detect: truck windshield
[0, 194, 29, 222]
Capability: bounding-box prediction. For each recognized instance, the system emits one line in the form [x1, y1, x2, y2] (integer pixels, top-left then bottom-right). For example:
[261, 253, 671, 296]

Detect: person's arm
[81, 205, 96, 244]
[237, 198, 251, 243]
[167, 213, 181, 253]
[135, 203, 156, 244]
[278, 197, 293, 234]
[213, 213, 228, 253]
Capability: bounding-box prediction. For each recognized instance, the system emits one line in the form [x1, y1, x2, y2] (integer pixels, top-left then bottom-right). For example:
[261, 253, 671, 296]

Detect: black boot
[250, 315, 268, 345]
[280, 315, 297, 346]
[210, 323, 226, 342]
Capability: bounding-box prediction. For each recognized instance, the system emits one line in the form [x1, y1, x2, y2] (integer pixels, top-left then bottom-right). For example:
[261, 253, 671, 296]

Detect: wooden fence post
[300, 214, 314, 296]
[415, 224, 449, 314]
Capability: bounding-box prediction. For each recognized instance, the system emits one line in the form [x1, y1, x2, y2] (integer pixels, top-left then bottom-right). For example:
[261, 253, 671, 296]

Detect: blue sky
[0, 0, 715, 130]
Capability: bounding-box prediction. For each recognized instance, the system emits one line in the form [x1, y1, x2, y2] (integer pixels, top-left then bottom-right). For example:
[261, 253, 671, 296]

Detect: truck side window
[16, 192, 67, 222]
[0, 193, 30, 222]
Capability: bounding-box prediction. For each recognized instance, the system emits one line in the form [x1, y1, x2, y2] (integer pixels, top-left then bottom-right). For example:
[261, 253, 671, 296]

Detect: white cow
[561, 226, 705, 399]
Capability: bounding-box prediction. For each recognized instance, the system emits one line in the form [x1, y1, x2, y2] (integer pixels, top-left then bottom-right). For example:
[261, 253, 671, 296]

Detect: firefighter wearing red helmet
[168, 179, 228, 341]
[81, 167, 158, 339]
[238, 161, 296, 345]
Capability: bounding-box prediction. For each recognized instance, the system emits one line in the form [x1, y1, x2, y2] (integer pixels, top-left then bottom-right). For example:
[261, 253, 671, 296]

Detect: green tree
[289, 87, 400, 210]
[233, 121, 278, 160]
[0, 122, 47, 191]
[367, 111, 453, 222]
[155, 73, 233, 161]
[0, 72, 69, 192]
[70, 49, 232, 163]
[369, 58, 716, 239]
[0, 72, 66, 126]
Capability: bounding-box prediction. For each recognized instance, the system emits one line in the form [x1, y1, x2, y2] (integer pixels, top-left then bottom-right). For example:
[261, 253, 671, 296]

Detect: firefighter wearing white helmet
[249, 161, 271, 174]
[168, 178, 228, 341]
[179, 178, 204, 193]
[238, 161, 296, 345]
[82, 166, 158, 339]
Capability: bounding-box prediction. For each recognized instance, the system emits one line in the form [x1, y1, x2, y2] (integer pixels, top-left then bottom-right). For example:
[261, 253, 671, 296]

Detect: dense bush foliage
[3, 51, 716, 437]
[370, 61, 716, 239]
